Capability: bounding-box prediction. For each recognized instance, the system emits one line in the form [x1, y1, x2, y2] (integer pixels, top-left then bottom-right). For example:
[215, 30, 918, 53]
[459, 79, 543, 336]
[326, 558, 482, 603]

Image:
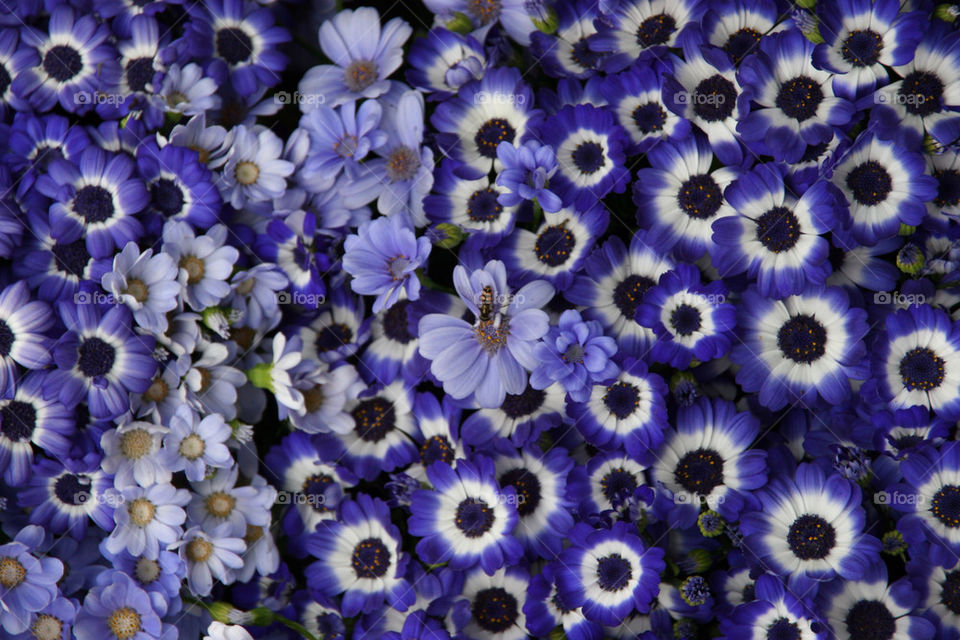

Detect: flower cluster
[6, 1, 960, 640]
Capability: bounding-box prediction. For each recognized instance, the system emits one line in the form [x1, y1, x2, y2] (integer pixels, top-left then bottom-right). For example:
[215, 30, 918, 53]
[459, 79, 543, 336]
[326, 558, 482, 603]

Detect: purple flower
[418, 259, 553, 408]
[531, 309, 619, 402]
[342, 214, 431, 313]
[0, 525, 63, 635]
[74, 571, 162, 640]
[495, 140, 562, 213]
[159, 404, 233, 482]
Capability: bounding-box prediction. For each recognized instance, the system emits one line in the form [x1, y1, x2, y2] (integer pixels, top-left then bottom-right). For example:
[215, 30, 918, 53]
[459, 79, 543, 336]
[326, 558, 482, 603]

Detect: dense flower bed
[4, 0, 960, 639]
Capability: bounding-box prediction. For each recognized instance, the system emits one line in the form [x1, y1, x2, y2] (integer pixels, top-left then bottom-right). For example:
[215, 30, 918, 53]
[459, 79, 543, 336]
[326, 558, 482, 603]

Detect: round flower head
[0, 525, 62, 635]
[425, 159, 520, 246]
[219, 125, 294, 208]
[737, 29, 855, 163]
[103, 482, 190, 561]
[713, 164, 837, 298]
[162, 222, 240, 312]
[910, 554, 960, 638]
[813, 0, 926, 100]
[298, 7, 412, 109]
[135, 142, 223, 233]
[698, 0, 783, 66]
[0, 280, 53, 396]
[404, 392, 465, 483]
[406, 28, 485, 99]
[651, 397, 767, 527]
[159, 63, 221, 118]
[449, 565, 530, 640]
[720, 574, 824, 640]
[458, 382, 566, 448]
[19, 456, 115, 540]
[831, 132, 936, 245]
[158, 404, 233, 482]
[418, 259, 553, 408]
[635, 263, 736, 368]
[306, 494, 412, 617]
[531, 309, 619, 403]
[525, 561, 603, 640]
[495, 140, 562, 213]
[567, 450, 649, 518]
[342, 213, 432, 314]
[12, 595, 77, 640]
[556, 521, 666, 626]
[0, 371, 72, 487]
[101, 243, 180, 335]
[176, 525, 245, 597]
[591, 0, 705, 72]
[300, 99, 386, 191]
[633, 133, 737, 260]
[408, 458, 523, 575]
[536, 104, 629, 210]
[731, 286, 869, 411]
[739, 463, 881, 591]
[530, 0, 607, 79]
[74, 571, 162, 640]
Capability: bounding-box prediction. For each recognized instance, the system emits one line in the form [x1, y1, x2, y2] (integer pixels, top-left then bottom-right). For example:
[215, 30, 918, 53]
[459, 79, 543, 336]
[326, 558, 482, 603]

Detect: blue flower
[406, 28, 485, 99]
[698, 0, 781, 65]
[298, 7, 412, 109]
[530, 0, 607, 80]
[342, 213, 431, 313]
[103, 483, 190, 561]
[449, 565, 530, 640]
[720, 574, 823, 640]
[176, 525, 245, 597]
[74, 571, 163, 640]
[158, 404, 233, 482]
[458, 382, 566, 448]
[162, 222, 240, 311]
[18, 456, 115, 540]
[556, 521, 665, 626]
[424, 159, 520, 246]
[136, 141, 223, 233]
[101, 242, 180, 334]
[495, 140, 562, 213]
[408, 457, 523, 575]
[0, 372, 72, 487]
[300, 99, 386, 191]
[591, 0, 705, 72]
[0, 280, 53, 395]
[531, 309, 619, 403]
[218, 125, 294, 208]
[418, 259, 553, 408]
[421, 0, 537, 46]
[0, 525, 63, 635]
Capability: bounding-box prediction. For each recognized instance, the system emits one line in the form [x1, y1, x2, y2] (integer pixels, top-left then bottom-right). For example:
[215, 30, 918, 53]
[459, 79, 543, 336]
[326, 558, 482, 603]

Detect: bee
[478, 286, 495, 323]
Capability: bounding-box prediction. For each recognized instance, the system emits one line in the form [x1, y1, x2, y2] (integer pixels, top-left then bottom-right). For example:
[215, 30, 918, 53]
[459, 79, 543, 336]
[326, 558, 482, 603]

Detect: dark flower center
[600, 467, 637, 503]
[899, 347, 946, 391]
[674, 448, 724, 494]
[677, 174, 723, 219]
[534, 223, 576, 266]
[473, 587, 518, 633]
[499, 468, 541, 516]
[382, 300, 413, 344]
[302, 473, 334, 513]
[571, 141, 606, 175]
[596, 554, 633, 591]
[692, 75, 737, 122]
[604, 382, 640, 419]
[315, 323, 352, 353]
[54, 473, 91, 506]
[932, 485, 960, 528]
[475, 118, 516, 159]
[935, 169, 960, 207]
[43, 45, 83, 82]
[670, 303, 702, 336]
[420, 435, 455, 467]
[344, 60, 379, 92]
[632, 102, 666, 133]
[845, 599, 896, 640]
[352, 398, 396, 442]
[842, 30, 883, 66]
[776, 76, 823, 121]
[756, 207, 801, 253]
[898, 71, 943, 117]
[800, 140, 829, 164]
[0, 320, 14, 357]
[846, 160, 892, 206]
[151, 178, 185, 217]
[351, 538, 390, 578]
[571, 37, 604, 70]
[215, 27, 253, 65]
[0, 401, 36, 442]
[78, 337, 116, 378]
[455, 497, 495, 537]
[941, 570, 960, 615]
[614, 274, 656, 318]
[74, 185, 115, 224]
[501, 386, 546, 419]
[125, 57, 154, 93]
[385, 146, 420, 182]
[777, 314, 827, 364]
[636, 13, 676, 47]
[786, 514, 836, 560]
[0, 64, 10, 96]
[467, 187, 503, 222]
[767, 618, 801, 640]
[52, 239, 91, 277]
[724, 28, 761, 63]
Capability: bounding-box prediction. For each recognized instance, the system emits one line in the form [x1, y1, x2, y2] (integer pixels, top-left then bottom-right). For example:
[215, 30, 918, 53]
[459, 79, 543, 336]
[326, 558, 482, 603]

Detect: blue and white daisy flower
[458, 382, 566, 448]
[492, 446, 575, 557]
[158, 404, 233, 482]
[18, 457, 114, 540]
[591, 0, 705, 73]
[600, 61, 691, 156]
[102, 482, 190, 561]
[406, 28, 485, 99]
[825, 229, 900, 294]
[159, 63, 222, 118]
[176, 525, 245, 597]
[525, 562, 603, 640]
[650, 397, 766, 527]
[567, 450, 649, 518]
[136, 142, 223, 233]
[926, 150, 960, 224]
[0, 372, 72, 487]
[712, 164, 836, 297]
[910, 555, 960, 639]
[737, 29, 855, 163]
[298, 7, 412, 109]
[865, 305, 960, 421]
[633, 133, 737, 260]
[100, 420, 170, 489]
[300, 99, 385, 192]
[106, 15, 162, 125]
[0, 526, 63, 635]
[405, 392, 464, 483]
[699, 0, 783, 65]
[448, 565, 529, 640]
[495, 205, 607, 291]
[431, 67, 541, 177]
[0, 280, 53, 396]
[731, 286, 868, 411]
[101, 243, 180, 335]
[422, 0, 536, 46]
[568, 357, 668, 463]
[739, 463, 881, 591]
[74, 572, 162, 640]
[720, 574, 823, 640]
[163, 222, 240, 312]
[831, 132, 936, 245]
[219, 125, 294, 208]
[424, 159, 519, 246]
[894, 443, 960, 566]
[635, 263, 736, 368]
[0, 28, 34, 119]
[306, 494, 412, 617]
[556, 521, 665, 626]
[865, 23, 960, 150]
[813, 0, 926, 100]
[663, 48, 749, 165]
[408, 458, 523, 575]
[530, 0, 606, 80]
[298, 285, 369, 365]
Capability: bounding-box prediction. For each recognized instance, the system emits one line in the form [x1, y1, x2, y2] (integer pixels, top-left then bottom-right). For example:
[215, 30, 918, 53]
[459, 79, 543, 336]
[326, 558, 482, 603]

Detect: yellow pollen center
[179, 434, 205, 460]
[0, 556, 26, 588]
[235, 161, 260, 185]
[107, 607, 141, 640]
[120, 429, 152, 460]
[128, 498, 156, 527]
[186, 538, 214, 563]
